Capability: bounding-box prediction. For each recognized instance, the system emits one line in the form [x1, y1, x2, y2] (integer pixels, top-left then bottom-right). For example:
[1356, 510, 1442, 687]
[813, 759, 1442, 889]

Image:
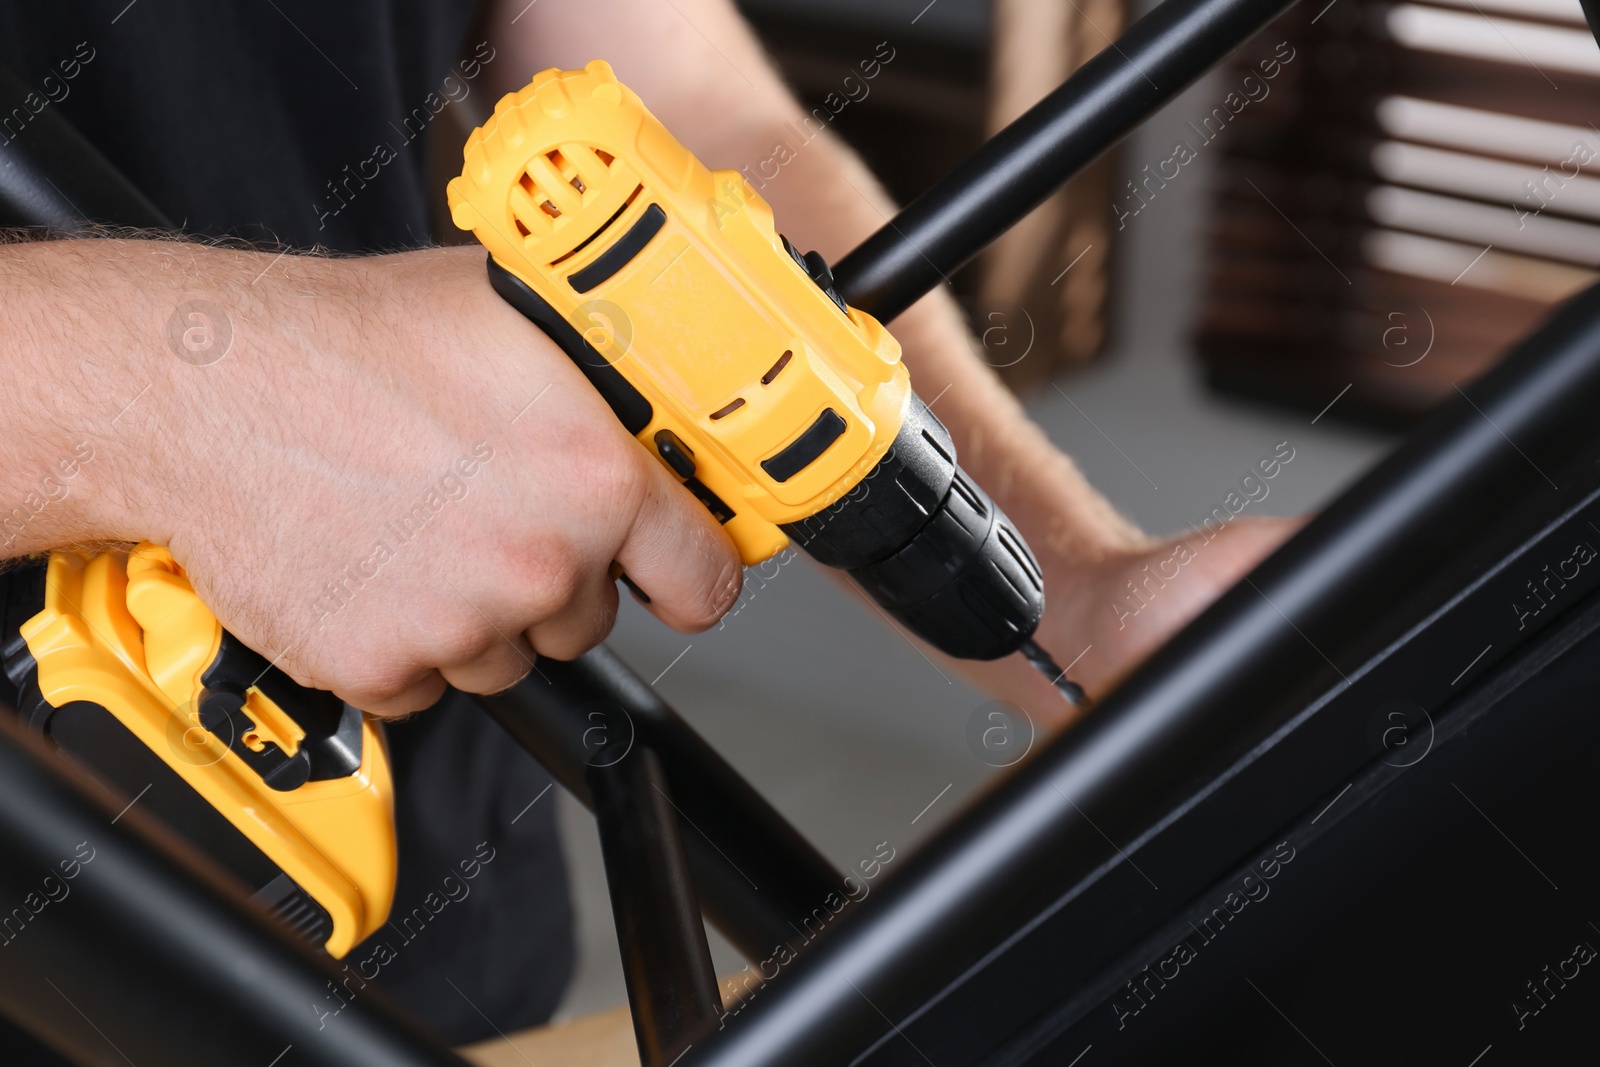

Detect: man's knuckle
[688, 556, 743, 628]
[517, 537, 584, 620]
[587, 439, 649, 518]
[432, 614, 496, 665]
[339, 660, 422, 704]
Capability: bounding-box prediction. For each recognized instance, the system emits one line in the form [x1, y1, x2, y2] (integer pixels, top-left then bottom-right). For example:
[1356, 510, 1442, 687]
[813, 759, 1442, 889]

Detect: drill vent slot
[998, 524, 1043, 590]
[949, 470, 987, 518]
[550, 185, 644, 267]
[710, 398, 746, 420]
[547, 149, 586, 194]
[510, 144, 625, 240]
[761, 350, 793, 385]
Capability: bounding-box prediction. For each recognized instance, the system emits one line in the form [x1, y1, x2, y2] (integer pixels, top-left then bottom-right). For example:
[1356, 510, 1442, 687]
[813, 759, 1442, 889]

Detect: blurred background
[547, 0, 1598, 1017]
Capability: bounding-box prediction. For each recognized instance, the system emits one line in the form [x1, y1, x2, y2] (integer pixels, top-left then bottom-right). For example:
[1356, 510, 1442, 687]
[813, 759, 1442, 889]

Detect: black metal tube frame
[0, 707, 472, 1066]
[1579, 0, 1600, 49]
[590, 744, 722, 1064]
[476, 649, 844, 963]
[831, 0, 1299, 322]
[0, 62, 167, 229]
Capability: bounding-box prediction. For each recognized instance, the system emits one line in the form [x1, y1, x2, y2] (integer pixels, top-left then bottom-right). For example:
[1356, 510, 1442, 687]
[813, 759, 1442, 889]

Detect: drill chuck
[784, 396, 1045, 660]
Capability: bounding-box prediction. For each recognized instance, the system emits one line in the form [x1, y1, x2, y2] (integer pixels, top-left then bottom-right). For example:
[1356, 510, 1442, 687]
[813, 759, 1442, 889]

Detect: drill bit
[1019, 638, 1090, 709]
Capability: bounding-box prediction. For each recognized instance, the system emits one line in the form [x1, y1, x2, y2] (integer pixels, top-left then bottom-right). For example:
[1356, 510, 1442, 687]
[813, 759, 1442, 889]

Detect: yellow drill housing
[13, 545, 395, 957]
[447, 60, 912, 565]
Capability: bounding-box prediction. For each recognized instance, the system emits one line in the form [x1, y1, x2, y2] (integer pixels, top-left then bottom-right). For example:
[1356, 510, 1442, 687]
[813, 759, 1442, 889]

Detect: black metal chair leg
[591, 743, 723, 1065]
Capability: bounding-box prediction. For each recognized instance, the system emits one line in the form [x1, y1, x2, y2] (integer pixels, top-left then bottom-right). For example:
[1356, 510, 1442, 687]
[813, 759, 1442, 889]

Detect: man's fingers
[438, 631, 537, 695]
[338, 668, 448, 719]
[294, 415, 741, 697]
[614, 462, 742, 633]
[525, 566, 619, 661]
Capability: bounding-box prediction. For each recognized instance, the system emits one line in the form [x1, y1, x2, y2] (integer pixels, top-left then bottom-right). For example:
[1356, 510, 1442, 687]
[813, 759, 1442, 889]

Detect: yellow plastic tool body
[21, 545, 395, 957]
[447, 60, 911, 566]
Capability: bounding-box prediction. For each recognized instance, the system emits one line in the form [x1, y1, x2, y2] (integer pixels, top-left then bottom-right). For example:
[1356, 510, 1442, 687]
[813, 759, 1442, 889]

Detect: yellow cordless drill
[447, 61, 1081, 694]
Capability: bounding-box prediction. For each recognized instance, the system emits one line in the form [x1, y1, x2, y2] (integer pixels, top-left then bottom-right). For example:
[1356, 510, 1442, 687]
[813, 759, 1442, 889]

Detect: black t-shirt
[0, 0, 478, 250]
[0, 1, 575, 1055]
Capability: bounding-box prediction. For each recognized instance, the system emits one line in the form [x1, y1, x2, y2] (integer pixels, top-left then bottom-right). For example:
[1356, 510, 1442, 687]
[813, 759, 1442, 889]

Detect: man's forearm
[0, 238, 197, 557]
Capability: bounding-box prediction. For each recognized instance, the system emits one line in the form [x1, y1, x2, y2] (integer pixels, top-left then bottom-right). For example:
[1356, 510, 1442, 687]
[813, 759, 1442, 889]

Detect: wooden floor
[461, 973, 761, 1066]
[461, 1003, 639, 1067]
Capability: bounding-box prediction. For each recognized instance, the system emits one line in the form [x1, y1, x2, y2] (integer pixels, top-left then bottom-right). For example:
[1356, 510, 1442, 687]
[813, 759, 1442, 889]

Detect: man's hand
[959, 516, 1302, 725]
[1067, 517, 1303, 692]
[0, 240, 742, 716]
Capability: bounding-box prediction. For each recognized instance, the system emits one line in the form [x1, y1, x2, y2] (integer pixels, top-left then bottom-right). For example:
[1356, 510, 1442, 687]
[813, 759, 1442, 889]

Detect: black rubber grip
[851, 469, 1045, 660]
[570, 203, 666, 293]
[487, 255, 654, 435]
[761, 408, 847, 483]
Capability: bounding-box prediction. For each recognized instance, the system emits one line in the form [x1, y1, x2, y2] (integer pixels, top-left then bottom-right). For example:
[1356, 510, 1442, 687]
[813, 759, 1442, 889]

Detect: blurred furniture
[737, 0, 990, 225]
[979, 0, 1128, 390]
[1198, 0, 1600, 425]
[739, 0, 1126, 390]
